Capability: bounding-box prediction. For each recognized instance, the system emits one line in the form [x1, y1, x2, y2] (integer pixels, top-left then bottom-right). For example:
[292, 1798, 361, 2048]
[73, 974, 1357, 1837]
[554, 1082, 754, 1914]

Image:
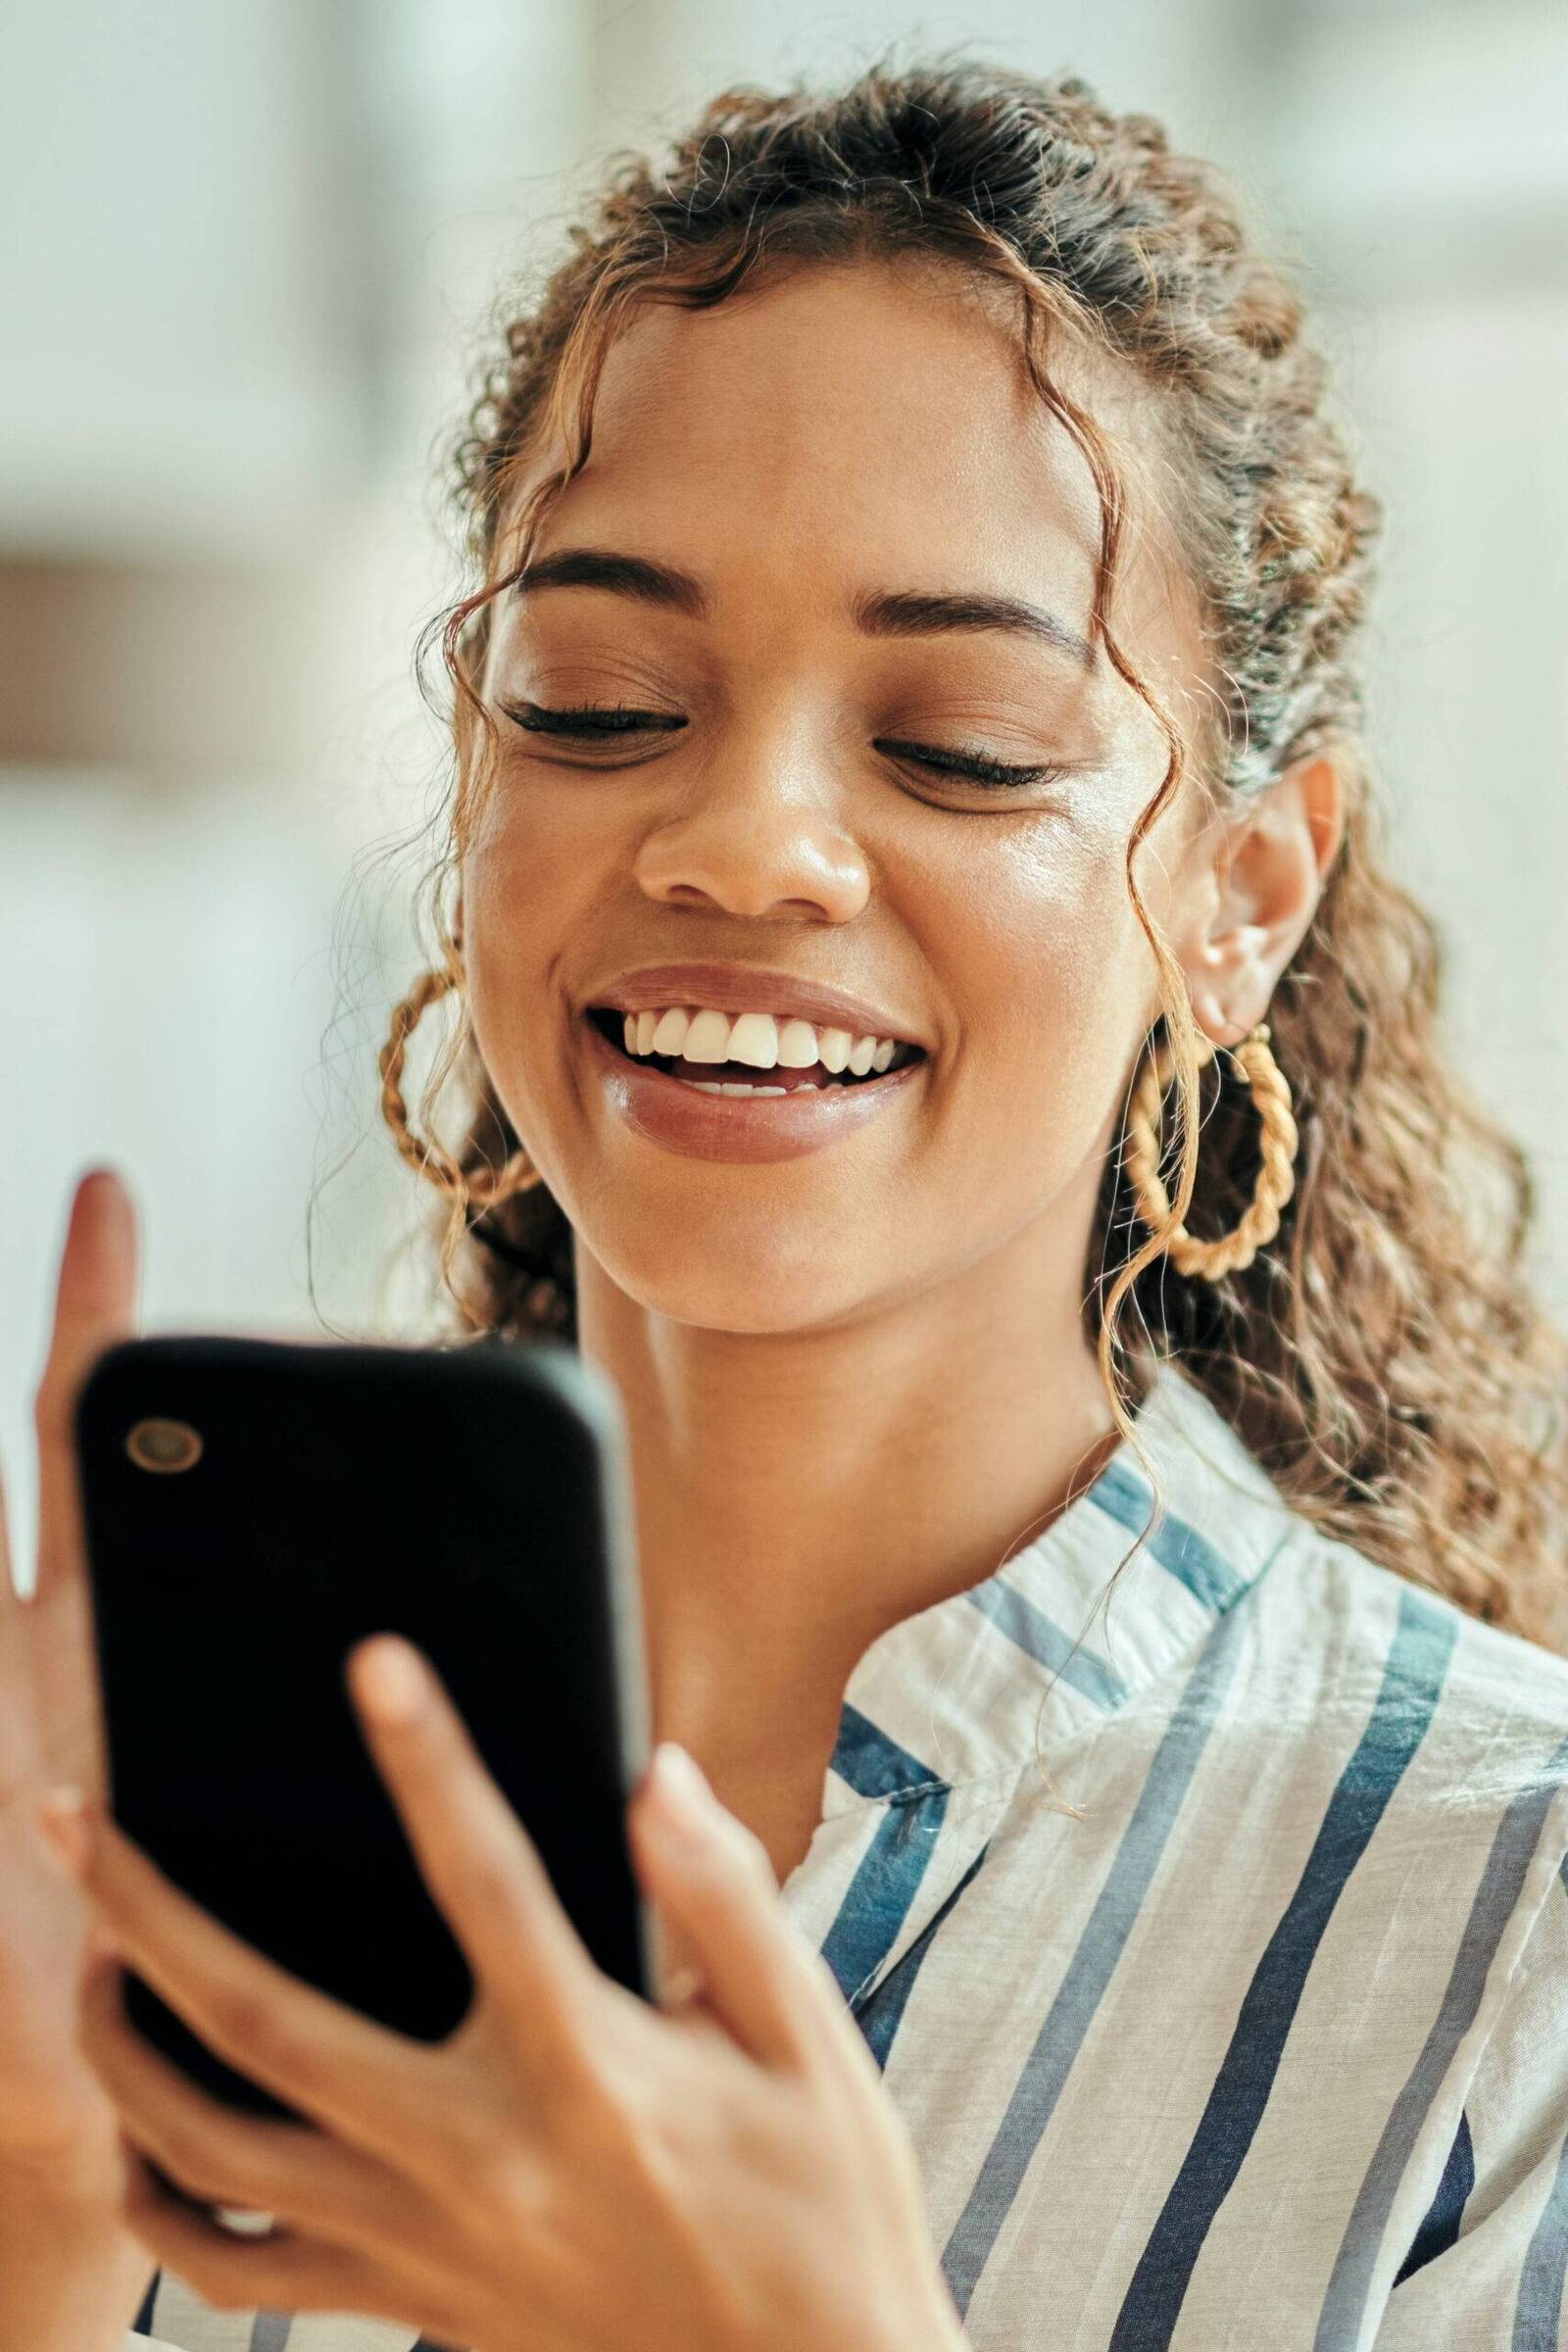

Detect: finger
[0, 1443, 15, 1610]
[0, 1450, 38, 1793]
[345, 1636, 603, 2084]
[43, 1792, 441, 2171]
[34, 1168, 140, 1598]
[25, 1172, 141, 1799]
[77, 1949, 416, 2256]
[628, 1745, 858, 2074]
[120, 2148, 455, 2337]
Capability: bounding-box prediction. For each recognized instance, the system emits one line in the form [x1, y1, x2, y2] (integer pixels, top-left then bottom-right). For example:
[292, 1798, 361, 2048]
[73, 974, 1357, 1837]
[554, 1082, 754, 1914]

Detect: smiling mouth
[584, 1006, 927, 1092]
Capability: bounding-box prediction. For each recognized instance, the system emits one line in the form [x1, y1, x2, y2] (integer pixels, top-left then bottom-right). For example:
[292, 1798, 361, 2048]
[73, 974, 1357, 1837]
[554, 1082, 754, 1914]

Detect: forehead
[510, 259, 1169, 609]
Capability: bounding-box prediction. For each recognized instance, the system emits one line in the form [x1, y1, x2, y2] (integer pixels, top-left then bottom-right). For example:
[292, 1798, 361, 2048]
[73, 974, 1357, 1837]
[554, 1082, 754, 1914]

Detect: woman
[5, 53, 1567, 2352]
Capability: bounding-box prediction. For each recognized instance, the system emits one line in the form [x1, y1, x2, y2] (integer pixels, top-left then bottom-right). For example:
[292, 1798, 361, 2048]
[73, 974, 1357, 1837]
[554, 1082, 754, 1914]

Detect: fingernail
[354, 1636, 428, 1725]
[36, 1787, 91, 1880]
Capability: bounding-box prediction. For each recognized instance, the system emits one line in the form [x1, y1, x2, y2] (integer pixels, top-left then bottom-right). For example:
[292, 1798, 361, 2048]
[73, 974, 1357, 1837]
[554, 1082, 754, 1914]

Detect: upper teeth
[616, 1006, 902, 1076]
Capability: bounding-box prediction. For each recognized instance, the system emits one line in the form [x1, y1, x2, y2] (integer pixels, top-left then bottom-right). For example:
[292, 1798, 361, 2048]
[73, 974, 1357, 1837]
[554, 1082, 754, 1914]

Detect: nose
[630, 720, 872, 923]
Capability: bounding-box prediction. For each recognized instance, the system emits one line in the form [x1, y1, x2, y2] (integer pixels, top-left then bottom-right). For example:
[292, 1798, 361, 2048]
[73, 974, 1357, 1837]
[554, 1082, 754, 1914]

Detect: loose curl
[376, 51, 1568, 1660]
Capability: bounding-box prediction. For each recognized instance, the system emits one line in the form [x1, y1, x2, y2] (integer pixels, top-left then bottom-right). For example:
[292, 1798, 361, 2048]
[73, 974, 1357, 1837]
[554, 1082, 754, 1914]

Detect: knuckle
[463, 1853, 527, 1930]
[152, 2111, 231, 2197]
[461, 2130, 545, 2223]
[480, 2142, 545, 2222]
[560, 2049, 673, 2191]
[213, 1990, 310, 2083]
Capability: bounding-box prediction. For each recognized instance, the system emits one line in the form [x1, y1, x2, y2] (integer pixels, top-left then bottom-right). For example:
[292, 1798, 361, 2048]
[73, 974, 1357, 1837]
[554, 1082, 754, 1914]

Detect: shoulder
[1279, 1526, 1568, 1807]
[1142, 1360, 1568, 1805]
[1224, 1521, 1568, 2025]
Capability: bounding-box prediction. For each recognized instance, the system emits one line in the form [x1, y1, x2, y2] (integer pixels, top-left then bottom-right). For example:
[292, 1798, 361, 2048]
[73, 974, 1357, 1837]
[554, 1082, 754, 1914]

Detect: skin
[465, 255, 1345, 1880]
[0, 253, 1344, 2348]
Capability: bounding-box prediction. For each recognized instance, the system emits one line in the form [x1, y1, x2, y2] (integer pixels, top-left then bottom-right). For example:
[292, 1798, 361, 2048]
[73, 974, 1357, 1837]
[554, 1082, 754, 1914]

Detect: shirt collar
[823, 1354, 1301, 1812]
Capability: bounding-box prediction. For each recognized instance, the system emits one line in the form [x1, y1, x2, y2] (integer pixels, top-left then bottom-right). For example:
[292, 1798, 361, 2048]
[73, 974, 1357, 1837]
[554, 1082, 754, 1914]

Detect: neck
[574, 1214, 1135, 1789]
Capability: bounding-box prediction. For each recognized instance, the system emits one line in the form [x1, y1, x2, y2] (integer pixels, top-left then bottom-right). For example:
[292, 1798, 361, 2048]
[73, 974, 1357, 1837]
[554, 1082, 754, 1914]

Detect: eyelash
[498, 701, 1064, 793]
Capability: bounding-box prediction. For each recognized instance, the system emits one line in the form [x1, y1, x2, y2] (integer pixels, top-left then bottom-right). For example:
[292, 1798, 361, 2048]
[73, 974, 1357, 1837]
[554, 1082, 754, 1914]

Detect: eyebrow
[509, 546, 1095, 668]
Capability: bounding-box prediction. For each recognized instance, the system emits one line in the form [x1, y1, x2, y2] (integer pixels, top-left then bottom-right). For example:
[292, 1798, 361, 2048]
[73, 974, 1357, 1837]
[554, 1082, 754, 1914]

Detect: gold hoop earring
[377, 959, 544, 1209]
[1123, 1021, 1298, 1280]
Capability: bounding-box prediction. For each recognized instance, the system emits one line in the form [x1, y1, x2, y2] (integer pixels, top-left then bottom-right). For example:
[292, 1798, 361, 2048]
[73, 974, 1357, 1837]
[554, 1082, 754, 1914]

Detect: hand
[0, 1168, 141, 2209]
[40, 1635, 968, 2352]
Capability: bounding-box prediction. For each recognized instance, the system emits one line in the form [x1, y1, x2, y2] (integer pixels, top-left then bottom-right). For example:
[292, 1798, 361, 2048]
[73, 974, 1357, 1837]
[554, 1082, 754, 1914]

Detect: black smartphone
[73, 1333, 653, 2124]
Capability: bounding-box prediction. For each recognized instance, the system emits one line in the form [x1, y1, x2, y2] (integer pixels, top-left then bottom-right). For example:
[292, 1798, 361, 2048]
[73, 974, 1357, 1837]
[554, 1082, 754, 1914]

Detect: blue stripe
[247, 2316, 292, 2351]
[133, 2271, 161, 2334]
[1109, 1585, 1457, 2352]
[820, 1784, 950, 2008]
[859, 1839, 993, 2072]
[942, 1593, 1250, 2321]
[1089, 1457, 1249, 1613]
[966, 1576, 1130, 1709]
[1514, 2127, 1568, 2351]
[830, 1700, 940, 1800]
[1319, 1726, 1568, 2347]
[1393, 2109, 1474, 2284]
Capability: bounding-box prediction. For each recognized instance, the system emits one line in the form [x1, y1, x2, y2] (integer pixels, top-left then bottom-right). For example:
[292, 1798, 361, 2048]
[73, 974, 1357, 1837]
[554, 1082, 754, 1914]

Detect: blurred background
[4, 0, 1565, 1575]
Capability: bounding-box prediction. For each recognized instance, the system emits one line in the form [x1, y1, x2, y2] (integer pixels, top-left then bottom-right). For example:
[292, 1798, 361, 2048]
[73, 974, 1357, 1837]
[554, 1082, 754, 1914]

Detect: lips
[578, 1004, 926, 1165]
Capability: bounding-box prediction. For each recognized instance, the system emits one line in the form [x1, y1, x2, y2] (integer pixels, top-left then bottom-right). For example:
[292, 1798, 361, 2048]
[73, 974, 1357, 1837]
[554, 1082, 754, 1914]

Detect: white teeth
[649, 1006, 692, 1054]
[726, 1011, 779, 1068]
[612, 1004, 914, 1078]
[776, 1018, 820, 1069]
[681, 1080, 790, 1096]
[681, 1008, 734, 1064]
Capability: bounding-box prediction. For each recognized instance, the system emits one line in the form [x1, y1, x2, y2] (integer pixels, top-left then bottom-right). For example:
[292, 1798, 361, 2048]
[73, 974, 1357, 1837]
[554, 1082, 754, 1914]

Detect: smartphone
[73, 1333, 653, 2123]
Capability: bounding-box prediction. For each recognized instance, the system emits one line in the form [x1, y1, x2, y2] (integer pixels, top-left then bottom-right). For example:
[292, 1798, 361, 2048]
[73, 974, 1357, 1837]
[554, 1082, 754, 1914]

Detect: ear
[1176, 753, 1345, 1048]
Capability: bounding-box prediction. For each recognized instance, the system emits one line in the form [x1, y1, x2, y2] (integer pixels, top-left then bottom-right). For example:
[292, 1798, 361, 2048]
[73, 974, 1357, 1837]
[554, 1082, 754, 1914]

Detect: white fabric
[117, 1356, 1568, 2349]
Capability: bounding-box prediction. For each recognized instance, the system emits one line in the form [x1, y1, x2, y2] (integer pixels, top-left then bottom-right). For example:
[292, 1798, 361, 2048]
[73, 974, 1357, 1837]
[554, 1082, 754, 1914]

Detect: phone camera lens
[124, 1417, 204, 1474]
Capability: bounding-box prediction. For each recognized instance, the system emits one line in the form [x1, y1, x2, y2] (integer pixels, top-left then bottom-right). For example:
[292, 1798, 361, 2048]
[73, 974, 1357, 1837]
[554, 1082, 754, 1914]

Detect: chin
[587, 1229, 885, 1337]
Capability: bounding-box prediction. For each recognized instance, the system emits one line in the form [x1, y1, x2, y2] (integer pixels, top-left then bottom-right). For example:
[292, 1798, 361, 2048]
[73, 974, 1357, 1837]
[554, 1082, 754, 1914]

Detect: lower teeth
[678, 1078, 808, 1097]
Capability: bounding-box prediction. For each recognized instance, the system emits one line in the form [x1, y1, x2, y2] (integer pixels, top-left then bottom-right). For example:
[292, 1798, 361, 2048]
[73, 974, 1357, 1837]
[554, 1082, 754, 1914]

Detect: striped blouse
[123, 1353, 1568, 2351]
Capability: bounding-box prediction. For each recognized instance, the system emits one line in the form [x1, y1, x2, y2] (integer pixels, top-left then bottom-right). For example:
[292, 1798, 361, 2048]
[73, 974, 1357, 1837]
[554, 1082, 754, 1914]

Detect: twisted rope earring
[1123, 1021, 1298, 1280]
[378, 956, 545, 1208]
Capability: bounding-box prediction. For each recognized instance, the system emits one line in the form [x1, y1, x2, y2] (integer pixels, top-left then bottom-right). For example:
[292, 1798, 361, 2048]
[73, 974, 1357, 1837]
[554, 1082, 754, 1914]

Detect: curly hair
[376, 51, 1568, 1656]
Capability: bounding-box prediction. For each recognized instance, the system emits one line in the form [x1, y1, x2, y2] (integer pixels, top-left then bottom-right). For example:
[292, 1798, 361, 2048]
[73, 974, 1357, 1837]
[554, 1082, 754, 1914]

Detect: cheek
[460, 802, 607, 1108]
[943, 822, 1152, 1075]
[914, 820, 1153, 1211]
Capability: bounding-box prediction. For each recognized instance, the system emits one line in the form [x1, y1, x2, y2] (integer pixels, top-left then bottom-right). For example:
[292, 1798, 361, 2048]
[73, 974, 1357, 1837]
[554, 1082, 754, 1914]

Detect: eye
[498, 702, 1065, 795]
[873, 736, 1069, 794]
[499, 700, 683, 743]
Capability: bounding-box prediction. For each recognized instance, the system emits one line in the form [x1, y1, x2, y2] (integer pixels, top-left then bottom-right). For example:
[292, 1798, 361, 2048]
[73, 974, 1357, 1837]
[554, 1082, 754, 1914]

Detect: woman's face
[463, 257, 1219, 1336]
